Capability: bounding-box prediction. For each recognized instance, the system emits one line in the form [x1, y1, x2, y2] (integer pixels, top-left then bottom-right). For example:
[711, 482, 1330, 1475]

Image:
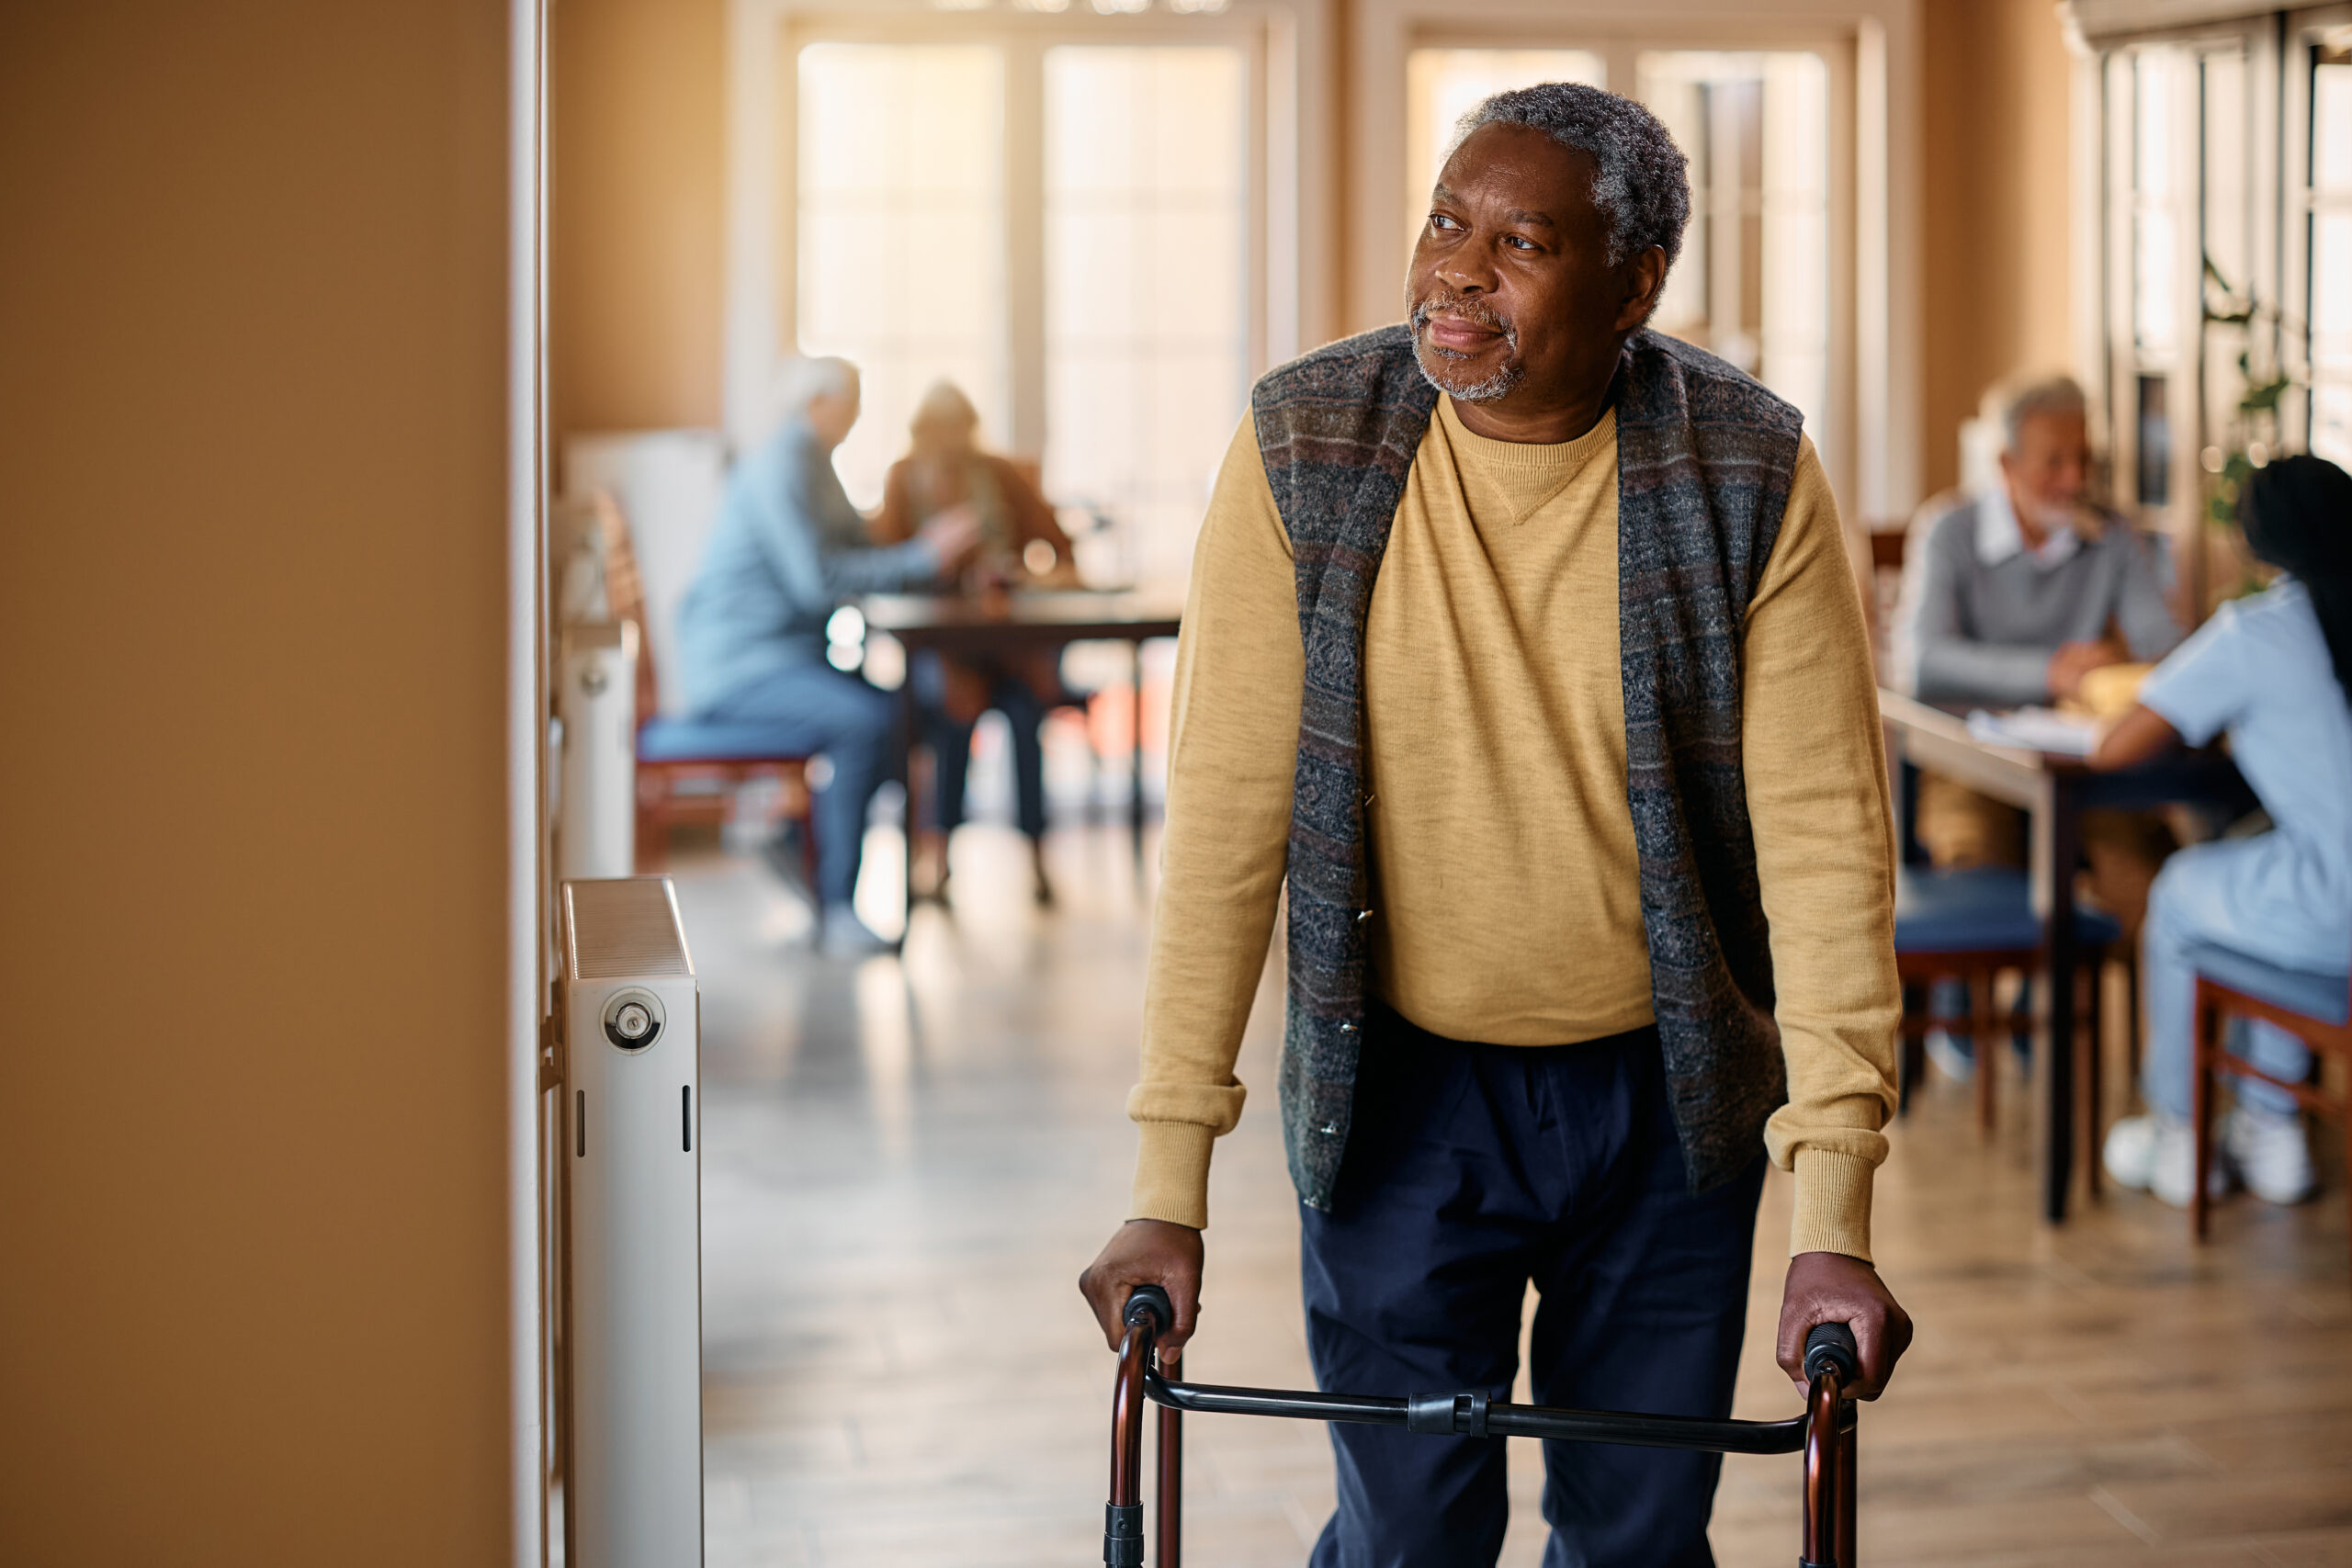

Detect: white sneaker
[818, 905, 895, 959]
[2223, 1105, 2316, 1205]
[2103, 1114, 2158, 1190]
[2106, 1113, 2230, 1208]
[1925, 1030, 1975, 1083]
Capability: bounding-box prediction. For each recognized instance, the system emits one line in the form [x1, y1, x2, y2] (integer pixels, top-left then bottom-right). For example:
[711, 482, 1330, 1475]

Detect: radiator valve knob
[601, 988, 665, 1050]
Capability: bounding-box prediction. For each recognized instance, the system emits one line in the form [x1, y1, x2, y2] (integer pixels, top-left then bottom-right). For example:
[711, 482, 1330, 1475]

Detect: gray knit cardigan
[1251, 324, 1804, 1209]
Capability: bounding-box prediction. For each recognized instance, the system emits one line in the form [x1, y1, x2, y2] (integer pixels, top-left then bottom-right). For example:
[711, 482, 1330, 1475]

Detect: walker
[1104, 1286, 1863, 1568]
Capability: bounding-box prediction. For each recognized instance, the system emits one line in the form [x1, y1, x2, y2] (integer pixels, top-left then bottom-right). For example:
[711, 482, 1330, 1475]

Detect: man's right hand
[918, 504, 985, 575]
[1079, 1219, 1204, 1354]
[2046, 637, 2126, 700]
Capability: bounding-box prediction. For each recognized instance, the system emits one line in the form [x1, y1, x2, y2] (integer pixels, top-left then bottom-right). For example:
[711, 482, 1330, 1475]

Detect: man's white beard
[1418, 347, 1525, 402]
[1408, 297, 1525, 402]
[2018, 496, 2084, 535]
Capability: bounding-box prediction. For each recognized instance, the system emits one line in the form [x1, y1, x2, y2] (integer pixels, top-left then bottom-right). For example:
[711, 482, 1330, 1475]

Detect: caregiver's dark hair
[2241, 453, 2352, 698]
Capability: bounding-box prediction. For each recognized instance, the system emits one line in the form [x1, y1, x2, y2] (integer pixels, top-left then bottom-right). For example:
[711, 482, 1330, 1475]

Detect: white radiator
[560, 877, 702, 1568]
[558, 622, 639, 882]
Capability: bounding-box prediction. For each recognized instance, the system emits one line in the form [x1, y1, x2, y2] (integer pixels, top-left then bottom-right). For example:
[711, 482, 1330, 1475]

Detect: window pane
[1046, 46, 1248, 588]
[2133, 49, 2180, 355]
[2312, 209, 2352, 467]
[1635, 52, 1831, 448]
[2312, 50, 2351, 193]
[2202, 51, 2248, 290]
[797, 43, 1005, 509]
[1405, 50, 1605, 243]
[2312, 53, 2352, 468]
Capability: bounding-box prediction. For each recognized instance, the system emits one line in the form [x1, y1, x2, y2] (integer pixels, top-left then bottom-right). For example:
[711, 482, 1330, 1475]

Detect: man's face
[808, 381, 861, 448]
[2000, 411, 2090, 530]
[1404, 122, 1658, 412]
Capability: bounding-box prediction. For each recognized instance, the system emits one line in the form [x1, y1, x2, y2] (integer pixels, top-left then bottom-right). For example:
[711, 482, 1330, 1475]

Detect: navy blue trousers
[703, 663, 896, 907]
[910, 650, 1051, 840]
[1301, 1009, 1766, 1568]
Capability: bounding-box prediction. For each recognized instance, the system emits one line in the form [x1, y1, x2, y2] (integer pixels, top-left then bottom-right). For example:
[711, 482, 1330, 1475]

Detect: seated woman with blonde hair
[874, 379, 1078, 903]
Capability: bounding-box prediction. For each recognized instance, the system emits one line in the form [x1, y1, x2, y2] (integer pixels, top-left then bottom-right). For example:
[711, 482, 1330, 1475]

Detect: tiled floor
[685, 824, 2352, 1567]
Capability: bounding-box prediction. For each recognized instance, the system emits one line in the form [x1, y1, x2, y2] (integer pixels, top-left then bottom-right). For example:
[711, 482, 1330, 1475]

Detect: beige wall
[552, 0, 729, 441]
[0, 6, 516, 1563]
[1919, 0, 2079, 501]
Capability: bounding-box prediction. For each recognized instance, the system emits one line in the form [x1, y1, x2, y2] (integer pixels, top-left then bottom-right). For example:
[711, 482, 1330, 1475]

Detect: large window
[1405, 46, 1834, 467]
[2085, 11, 2352, 613]
[786, 28, 1257, 587]
[1046, 46, 1250, 587]
[1640, 51, 1830, 433]
[797, 43, 1008, 510]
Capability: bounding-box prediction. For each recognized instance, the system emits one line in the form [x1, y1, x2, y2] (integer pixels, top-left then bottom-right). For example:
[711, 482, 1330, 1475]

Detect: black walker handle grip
[1124, 1285, 1175, 1335]
[1803, 1322, 1860, 1384]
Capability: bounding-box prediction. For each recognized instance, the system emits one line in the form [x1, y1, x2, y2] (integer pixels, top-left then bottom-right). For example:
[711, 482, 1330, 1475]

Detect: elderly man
[1079, 84, 1908, 1565]
[1889, 376, 2182, 1076]
[677, 357, 978, 956]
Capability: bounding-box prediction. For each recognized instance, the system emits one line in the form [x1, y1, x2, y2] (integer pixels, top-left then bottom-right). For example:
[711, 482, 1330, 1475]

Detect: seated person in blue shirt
[676, 356, 979, 956]
[1888, 375, 2184, 1077]
[2094, 455, 2352, 1208]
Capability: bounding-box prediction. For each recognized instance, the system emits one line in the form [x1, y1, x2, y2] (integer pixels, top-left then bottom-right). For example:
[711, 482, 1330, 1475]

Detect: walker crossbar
[1106, 1285, 1863, 1568]
[1140, 1369, 1849, 1453]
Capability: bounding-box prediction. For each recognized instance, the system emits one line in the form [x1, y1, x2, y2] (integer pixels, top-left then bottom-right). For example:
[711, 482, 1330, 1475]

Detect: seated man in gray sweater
[1888, 375, 2182, 1075]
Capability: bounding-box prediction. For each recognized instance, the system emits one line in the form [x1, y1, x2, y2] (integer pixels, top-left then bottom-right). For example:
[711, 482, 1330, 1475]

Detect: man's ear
[1613, 246, 1668, 333]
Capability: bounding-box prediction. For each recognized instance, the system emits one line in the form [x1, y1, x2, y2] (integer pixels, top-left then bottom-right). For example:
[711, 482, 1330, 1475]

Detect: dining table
[1877, 688, 2256, 1222]
[861, 587, 1185, 936]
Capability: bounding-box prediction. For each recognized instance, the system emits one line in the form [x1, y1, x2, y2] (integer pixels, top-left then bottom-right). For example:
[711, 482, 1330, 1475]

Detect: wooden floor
[685, 824, 2352, 1568]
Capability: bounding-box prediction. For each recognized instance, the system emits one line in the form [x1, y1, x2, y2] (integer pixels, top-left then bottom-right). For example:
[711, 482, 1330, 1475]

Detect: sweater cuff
[1130, 1121, 1217, 1231]
[1789, 1147, 1875, 1261]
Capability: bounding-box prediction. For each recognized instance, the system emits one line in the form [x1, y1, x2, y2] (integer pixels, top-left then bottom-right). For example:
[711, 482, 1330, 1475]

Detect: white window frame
[2064, 2, 2352, 614]
[2283, 6, 2352, 464]
[724, 0, 1332, 461]
[1348, 0, 1923, 523]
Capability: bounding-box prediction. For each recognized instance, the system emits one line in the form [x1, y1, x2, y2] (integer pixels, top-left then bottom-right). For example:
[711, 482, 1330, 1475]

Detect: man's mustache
[1409, 289, 1515, 344]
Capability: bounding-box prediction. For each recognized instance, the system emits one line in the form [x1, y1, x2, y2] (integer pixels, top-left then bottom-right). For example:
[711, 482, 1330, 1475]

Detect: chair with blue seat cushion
[2188, 940, 2352, 1269]
[633, 717, 818, 879]
[589, 491, 817, 876]
[1894, 866, 2123, 1162]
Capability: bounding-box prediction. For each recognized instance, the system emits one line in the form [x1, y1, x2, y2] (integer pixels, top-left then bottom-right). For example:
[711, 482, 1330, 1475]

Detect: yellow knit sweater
[1129, 397, 1899, 1259]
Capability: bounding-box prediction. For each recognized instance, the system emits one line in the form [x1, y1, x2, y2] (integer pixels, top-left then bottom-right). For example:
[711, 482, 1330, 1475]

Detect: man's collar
[1976, 485, 2081, 569]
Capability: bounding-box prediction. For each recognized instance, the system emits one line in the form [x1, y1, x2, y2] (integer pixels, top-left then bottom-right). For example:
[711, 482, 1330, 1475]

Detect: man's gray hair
[1452, 83, 1690, 270]
[1988, 373, 2088, 454]
[766, 355, 858, 433]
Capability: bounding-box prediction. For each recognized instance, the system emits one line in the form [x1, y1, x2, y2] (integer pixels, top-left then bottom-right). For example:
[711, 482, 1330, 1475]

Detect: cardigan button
[1318, 1122, 1341, 1135]
[1356, 908, 1374, 923]
[1338, 1021, 1357, 1034]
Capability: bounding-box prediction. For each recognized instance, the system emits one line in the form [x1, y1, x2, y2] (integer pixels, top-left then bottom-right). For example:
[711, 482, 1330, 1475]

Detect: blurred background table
[1878, 689, 2256, 1223]
[862, 589, 1184, 933]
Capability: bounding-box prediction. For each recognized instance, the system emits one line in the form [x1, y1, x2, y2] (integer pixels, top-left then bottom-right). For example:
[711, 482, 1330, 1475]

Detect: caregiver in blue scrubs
[2095, 455, 2352, 1208]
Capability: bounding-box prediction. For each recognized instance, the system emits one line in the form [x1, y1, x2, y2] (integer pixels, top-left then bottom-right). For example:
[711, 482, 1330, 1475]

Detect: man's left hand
[1775, 1251, 1912, 1400]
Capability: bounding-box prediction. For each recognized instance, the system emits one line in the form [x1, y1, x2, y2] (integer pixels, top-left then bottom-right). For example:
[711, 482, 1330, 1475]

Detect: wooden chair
[585, 491, 817, 877]
[1859, 522, 1913, 674]
[1894, 867, 2121, 1184]
[2188, 942, 2352, 1269]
